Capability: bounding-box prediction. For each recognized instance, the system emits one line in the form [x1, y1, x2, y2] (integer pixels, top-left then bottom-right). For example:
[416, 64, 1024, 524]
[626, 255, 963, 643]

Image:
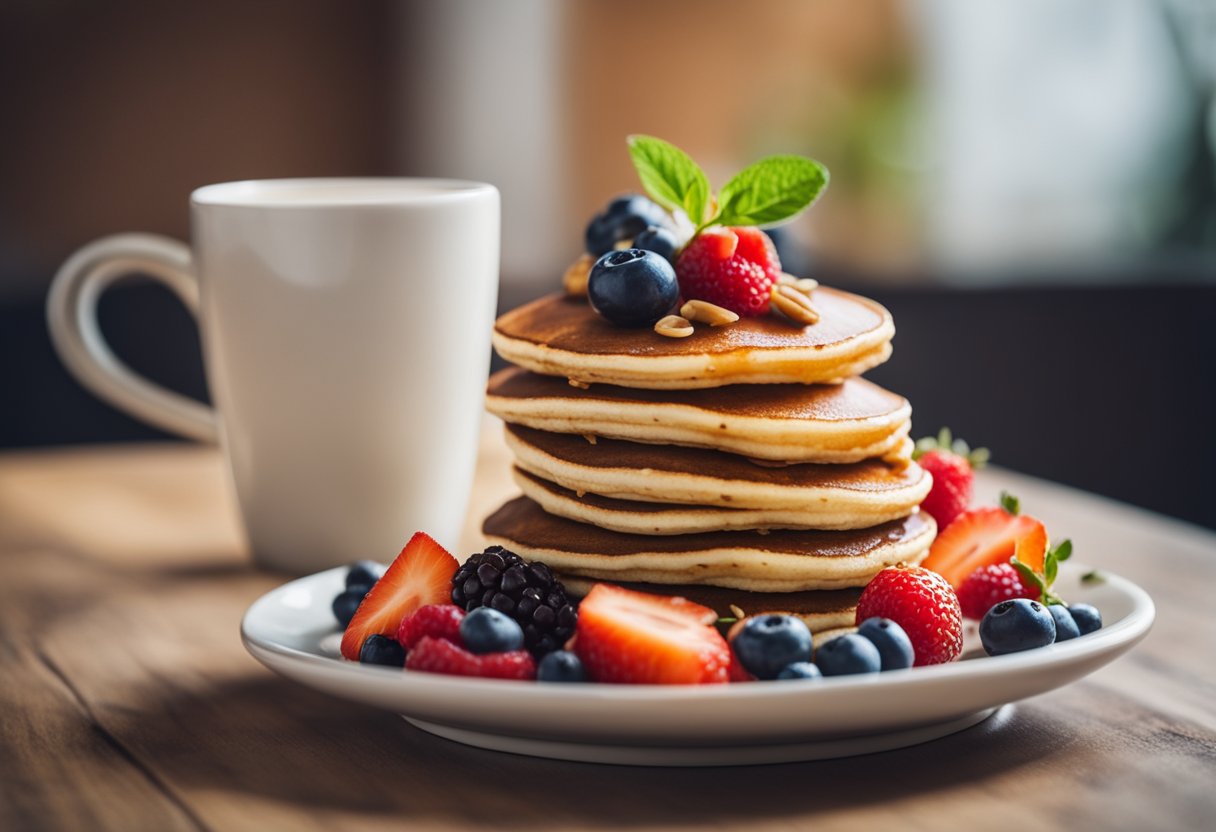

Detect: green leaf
[1011, 556, 1045, 593]
[1045, 552, 1058, 587]
[1054, 539, 1073, 562]
[969, 447, 991, 469]
[626, 135, 710, 225]
[1081, 569, 1106, 585]
[714, 155, 828, 228]
[1000, 491, 1021, 516]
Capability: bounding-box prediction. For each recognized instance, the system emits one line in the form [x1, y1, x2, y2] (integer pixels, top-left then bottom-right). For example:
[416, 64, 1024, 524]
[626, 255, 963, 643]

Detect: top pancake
[492, 290, 894, 389]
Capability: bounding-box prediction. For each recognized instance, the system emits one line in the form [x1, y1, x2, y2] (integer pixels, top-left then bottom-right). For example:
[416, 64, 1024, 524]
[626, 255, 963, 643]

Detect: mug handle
[46, 233, 219, 443]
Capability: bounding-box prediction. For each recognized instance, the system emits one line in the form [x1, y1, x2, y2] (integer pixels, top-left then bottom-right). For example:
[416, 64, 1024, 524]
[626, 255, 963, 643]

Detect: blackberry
[450, 546, 577, 657]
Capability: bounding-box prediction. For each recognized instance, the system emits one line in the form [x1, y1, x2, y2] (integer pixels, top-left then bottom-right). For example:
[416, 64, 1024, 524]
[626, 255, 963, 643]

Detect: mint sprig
[626, 134, 828, 236]
[1012, 537, 1072, 607]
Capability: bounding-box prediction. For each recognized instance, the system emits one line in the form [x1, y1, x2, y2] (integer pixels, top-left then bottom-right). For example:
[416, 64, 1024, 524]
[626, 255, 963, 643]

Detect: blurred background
[2, 0, 1214, 527]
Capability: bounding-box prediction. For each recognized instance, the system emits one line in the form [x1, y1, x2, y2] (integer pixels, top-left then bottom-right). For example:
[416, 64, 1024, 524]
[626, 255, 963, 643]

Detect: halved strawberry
[339, 532, 458, 660]
[921, 507, 1048, 589]
[574, 584, 730, 684]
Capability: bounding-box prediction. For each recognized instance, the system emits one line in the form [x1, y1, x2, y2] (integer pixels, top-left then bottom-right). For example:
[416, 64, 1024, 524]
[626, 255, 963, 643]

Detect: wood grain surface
[1, 425, 1213, 832]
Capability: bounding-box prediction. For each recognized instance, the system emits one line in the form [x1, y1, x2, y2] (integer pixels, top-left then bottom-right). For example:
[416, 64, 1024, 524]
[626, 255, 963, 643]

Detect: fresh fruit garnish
[574, 584, 730, 684]
[912, 427, 990, 531]
[536, 650, 587, 683]
[776, 662, 822, 680]
[675, 226, 781, 317]
[1049, 605, 1080, 641]
[397, 603, 465, 650]
[584, 194, 670, 257]
[358, 634, 406, 667]
[956, 563, 1038, 620]
[450, 547, 576, 658]
[729, 614, 813, 680]
[405, 635, 537, 680]
[339, 532, 458, 661]
[1068, 603, 1103, 635]
[1011, 536, 1073, 607]
[460, 607, 526, 655]
[587, 248, 679, 327]
[921, 493, 1048, 588]
[855, 617, 914, 671]
[332, 589, 365, 628]
[979, 598, 1056, 655]
[856, 565, 964, 666]
[632, 225, 679, 264]
[815, 633, 882, 676]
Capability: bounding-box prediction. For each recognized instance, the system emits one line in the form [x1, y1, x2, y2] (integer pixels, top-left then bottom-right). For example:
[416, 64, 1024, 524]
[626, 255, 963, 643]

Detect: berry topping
[584, 194, 669, 256]
[956, 563, 1038, 620]
[358, 634, 406, 667]
[632, 225, 680, 264]
[573, 584, 730, 685]
[856, 565, 964, 666]
[815, 633, 882, 676]
[911, 428, 989, 531]
[537, 650, 588, 683]
[405, 636, 537, 680]
[729, 614, 813, 680]
[332, 589, 365, 629]
[339, 532, 459, 661]
[460, 607, 525, 655]
[345, 560, 386, 593]
[921, 494, 1048, 589]
[397, 603, 465, 650]
[450, 547, 577, 657]
[777, 662, 823, 680]
[1048, 604, 1080, 641]
[979, 598, 1056, 655]
[675, 227, 781, 317]
[587, 248, 679, 327]
[1068, 603, 1103, 635]
[855, 617, 915, 670]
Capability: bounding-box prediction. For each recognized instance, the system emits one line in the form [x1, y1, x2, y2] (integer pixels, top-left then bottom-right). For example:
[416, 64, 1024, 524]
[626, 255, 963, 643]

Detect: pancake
[492, 290, 894, 389]
[483, 496, 935, 592]
[486, 367, 912, 464]
[506, 425, 930, 528]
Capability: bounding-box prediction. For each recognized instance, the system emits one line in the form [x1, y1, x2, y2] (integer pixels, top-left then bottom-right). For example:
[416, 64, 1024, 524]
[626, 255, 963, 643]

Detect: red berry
[725, 619, 757, 682]
[922, 507, 1048, 589]
[856, 565, 963, 666]
[675, 227, 781, 317]
[917, 449, 974, 530]
[397, 604, 466, 649]
[479, 650, 538, 681]
[956, 563, 1038, 620]
[405, 636, 537, 680]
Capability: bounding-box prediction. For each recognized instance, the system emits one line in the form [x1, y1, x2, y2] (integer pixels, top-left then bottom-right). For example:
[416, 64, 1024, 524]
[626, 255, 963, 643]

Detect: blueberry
[1068, 603, 1103, 635]
[815, 634, 882, 676]
[537, 650, 587, 682]
[332, 588, 365, 627]
[632, 226, 680, 264]
[731, 614, 814, 680]
[345, 560, 385, 593]
[460, 607, 525, 654]
[587, 248, 679, 327]
[1048, 604, 1080, 642]
[777, 662, 823, 680]
[979, 598, 1056, 656]
[584, 194, 669, 256]
[856, 617, 915, 670]
[359, 634, 406, 667]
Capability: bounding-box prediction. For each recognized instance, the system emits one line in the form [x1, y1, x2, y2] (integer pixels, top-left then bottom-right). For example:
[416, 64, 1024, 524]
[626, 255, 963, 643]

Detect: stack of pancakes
[482, 286, 935, 640]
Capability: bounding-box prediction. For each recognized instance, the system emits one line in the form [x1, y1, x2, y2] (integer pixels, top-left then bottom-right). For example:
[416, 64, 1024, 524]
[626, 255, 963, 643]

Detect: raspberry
[405, 636, 537, 680]
[397, 604, 466, 649]
[856, 565, 963, 666]
[957, 563, 1038, 620]
[675, 227, 781, 317]
[479, 651, 538, 680]
[917, 449, 974, 530]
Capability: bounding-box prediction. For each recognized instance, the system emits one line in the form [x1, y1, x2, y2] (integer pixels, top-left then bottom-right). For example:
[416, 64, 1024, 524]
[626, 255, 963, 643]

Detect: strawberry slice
[921, 507, 1048, 589]
[339, 532, 458, 660]
[574, 584, 730, 684]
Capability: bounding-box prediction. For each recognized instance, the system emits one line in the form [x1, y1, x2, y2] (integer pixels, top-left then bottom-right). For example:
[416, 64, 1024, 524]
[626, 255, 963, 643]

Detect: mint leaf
[713, 155, 828, 228]
[1000, 491, 1021, 515]
[1053, 539, 1072, 562]
[1011, 557, 1044, 593]
[626, 135, 710, 225]
[1045, 550, 1058, 586]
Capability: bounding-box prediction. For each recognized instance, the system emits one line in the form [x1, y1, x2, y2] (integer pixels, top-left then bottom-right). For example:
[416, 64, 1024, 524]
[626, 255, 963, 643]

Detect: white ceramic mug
[47, 178, 500, 573]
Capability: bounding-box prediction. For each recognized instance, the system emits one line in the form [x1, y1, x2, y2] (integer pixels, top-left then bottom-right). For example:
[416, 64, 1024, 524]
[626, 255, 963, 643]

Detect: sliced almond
[654, 314, 694, 338]
[562, 254, 594, 296]
[770, 284, 821, 325]
[680, 299, 739, 327]
[778, 272, 819, 294]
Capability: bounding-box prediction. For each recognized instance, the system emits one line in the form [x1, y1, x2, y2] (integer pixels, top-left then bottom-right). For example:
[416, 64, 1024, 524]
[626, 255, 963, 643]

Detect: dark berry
[816, 634, 882, 676]
[345, 560, 385, 593]
[460, 607, 525, 654]
[633, 226, 679, 264]
[537, 650, 587, 682]
[1068, 603, 1103, 635]
[777, 662, 823, 680]
[359, 634, 405, 667]
[731, 614, 814, 680]
[979, 598, 1056, 656]
[1048, 604, 1080, 642]
[587, 249, 678, 327]
[584, 194, 668, 256]
[855, 617, 915, 670]
[332, 589, 364, 628]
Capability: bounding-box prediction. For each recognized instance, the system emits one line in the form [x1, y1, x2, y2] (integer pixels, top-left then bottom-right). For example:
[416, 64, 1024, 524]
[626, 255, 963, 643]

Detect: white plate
[241, 566, 1153, 766]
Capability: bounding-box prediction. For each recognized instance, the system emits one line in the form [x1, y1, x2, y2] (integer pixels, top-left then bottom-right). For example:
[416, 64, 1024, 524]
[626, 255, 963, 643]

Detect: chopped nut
[654, 314, 694, 338]
[680, 299, 739, 327]
[729, 604, 746, 620]
[582, 434, 597, 445]
[568, 378, 591, 389]
[778, 272, 818, 294]
[770, 284, 821, 325]
[562, 254, 593, 296]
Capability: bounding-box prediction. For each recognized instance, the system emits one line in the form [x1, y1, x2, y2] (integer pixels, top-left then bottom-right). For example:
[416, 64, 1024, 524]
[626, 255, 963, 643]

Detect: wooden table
[2, 428, 1214, 831]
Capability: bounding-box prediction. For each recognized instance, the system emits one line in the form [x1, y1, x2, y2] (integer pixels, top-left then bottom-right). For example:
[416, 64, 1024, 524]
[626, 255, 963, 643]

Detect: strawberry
[405, 636, 536, 680]
[397, 604, 466, 650]
[912, 428, 989, 531]
[574, 584, 731, 684]
[956, 563, 1038, 620]
[675, 227, 780, 317]
[920, 493, 1048, 589]
[339, 532, 459, 661]
[856, 565, 963, 666]
[725, 619, 757, 682]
